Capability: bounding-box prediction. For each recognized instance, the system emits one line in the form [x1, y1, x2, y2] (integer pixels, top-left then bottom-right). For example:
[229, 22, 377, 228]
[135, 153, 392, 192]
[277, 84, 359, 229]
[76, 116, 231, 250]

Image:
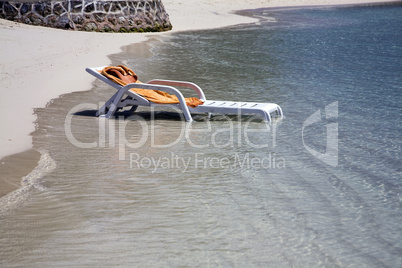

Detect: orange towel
[101, 65, 203, 108]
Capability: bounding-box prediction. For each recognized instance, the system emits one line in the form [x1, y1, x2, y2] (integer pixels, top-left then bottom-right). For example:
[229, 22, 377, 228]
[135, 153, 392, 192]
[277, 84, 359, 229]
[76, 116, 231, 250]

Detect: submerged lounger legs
[96, 91, 119, 117]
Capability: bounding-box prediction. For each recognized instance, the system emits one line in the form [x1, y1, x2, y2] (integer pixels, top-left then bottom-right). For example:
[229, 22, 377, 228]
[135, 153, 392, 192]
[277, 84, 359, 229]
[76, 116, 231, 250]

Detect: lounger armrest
[123, 83, 193, 122]
[147, 79, 206, 101]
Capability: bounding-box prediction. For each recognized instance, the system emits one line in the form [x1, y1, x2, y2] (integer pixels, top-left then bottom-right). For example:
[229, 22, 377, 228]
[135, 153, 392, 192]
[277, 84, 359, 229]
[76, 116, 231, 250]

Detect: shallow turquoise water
[1, 3, 401, 267]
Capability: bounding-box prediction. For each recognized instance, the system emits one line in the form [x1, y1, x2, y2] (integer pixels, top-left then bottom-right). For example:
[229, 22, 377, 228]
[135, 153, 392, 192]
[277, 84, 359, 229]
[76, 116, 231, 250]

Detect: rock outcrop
[0, 0, 172, 32]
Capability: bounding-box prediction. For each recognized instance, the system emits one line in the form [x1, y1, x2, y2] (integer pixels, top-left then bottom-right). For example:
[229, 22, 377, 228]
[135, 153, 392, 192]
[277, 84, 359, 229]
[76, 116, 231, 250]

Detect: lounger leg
[96, 91, 119, 117]
[182, 107, 193, 122]
[266, 113, 272, 123]
[277, 105, 283, 118]
[128, 105, 138, 113]
[175, 95, 192, 122]
[104, 101, 119, 118]
[103, 87, 130, 118]
[259, 110, 272, 124]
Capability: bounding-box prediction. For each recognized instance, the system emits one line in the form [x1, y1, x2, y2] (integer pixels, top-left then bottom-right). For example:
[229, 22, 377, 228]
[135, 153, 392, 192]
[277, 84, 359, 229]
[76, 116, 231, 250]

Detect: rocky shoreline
[0, 0, 172, 32]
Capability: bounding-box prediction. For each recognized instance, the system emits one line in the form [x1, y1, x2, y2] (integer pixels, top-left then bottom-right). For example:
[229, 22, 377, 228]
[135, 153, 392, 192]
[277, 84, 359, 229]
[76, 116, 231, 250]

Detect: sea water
[1, 3, 401, 267]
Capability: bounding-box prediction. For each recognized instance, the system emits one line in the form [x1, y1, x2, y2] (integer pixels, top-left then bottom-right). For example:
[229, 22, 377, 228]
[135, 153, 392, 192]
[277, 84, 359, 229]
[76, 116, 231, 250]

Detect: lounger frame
[86, 66, 283, 123]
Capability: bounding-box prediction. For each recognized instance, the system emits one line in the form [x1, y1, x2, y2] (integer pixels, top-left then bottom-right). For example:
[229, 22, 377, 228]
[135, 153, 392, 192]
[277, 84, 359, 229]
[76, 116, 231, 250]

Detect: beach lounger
[86, 66, 283, 123]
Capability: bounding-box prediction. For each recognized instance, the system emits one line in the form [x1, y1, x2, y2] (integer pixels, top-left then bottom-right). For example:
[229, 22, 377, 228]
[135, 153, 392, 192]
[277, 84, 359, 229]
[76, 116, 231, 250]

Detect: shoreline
[0, 0, 398, 199]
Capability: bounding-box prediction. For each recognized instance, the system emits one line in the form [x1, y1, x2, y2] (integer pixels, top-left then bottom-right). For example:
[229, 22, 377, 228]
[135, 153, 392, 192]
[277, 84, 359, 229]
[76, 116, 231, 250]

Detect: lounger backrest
[86, 67, 150, 105]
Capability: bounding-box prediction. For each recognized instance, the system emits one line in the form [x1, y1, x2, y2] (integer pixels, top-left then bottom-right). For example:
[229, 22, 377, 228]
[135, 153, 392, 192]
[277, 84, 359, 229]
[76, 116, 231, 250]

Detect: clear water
[1, 4, 401, 267]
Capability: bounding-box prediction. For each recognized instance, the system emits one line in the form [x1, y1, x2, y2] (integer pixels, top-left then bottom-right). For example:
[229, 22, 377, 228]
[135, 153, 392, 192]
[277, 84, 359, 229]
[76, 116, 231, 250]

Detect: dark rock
[4, 3, 18, 16]
[84, 3, 94, 13]
[118, 2, 127, 10]
[54, 14, 70, 28]
[95, 1, 104, 12]
[122, 6, 129, 16]
[103, 2, 111, 12]
[72, 14, 84, 25]
[109, 2, 119, 12]
[20, 3, 30, 15]
[84, 21, 97, 31]
[24, 17, 32, 24]
[107, 15, 117, 25]
[100, 24, 113, 32]
[93, 12, 105, 22]
[71, 1, 83, 13]
[45, 14, 57, 24]
[27, 12, 42, 25]
[52, 3, 65, 16]
[34, 3, 51, 18]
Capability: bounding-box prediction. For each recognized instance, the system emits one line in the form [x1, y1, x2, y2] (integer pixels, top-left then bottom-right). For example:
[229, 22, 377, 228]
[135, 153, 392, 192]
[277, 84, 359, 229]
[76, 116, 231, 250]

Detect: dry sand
[0, 0, 398, 197]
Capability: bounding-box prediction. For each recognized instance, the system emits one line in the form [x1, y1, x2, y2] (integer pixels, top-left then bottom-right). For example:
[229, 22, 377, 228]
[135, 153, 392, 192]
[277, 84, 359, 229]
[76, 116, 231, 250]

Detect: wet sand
[0, 149, 41, 198]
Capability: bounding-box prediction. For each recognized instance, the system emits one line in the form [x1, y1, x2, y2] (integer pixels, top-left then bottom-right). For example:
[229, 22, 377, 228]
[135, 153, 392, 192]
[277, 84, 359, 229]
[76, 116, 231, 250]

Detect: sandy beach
[0, 0, 398, 197]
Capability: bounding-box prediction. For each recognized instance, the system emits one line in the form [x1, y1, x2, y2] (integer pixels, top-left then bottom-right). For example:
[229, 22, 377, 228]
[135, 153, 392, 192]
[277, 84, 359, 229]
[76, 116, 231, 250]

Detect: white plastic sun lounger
[86, 66, 283, 123]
